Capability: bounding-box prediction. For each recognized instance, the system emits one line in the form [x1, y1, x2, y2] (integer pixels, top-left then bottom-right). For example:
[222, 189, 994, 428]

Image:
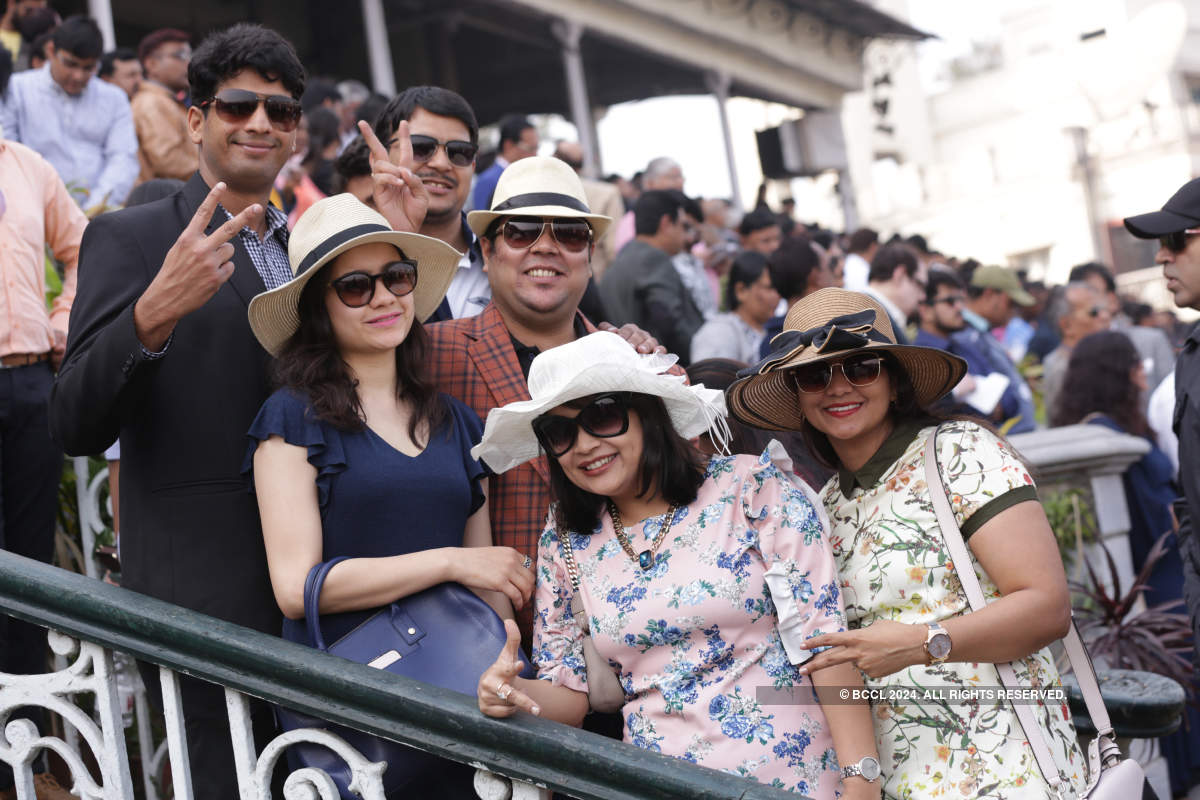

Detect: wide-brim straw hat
[248, 193, 462, 357]
[726, 287, 967, 431]
[470, 331, 727, 474]
[466, 156, 612, 240]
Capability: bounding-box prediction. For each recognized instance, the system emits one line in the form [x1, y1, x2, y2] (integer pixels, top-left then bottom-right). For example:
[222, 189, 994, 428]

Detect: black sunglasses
[1159, 229, 1200, 254]
[328, 260, 418, 308]
[788, 352, 884, 394]
[500, 217, 593, 254]
[387, 134, 478, 167]
[199, 89, 303, 131]
[532, 393, 631, 457]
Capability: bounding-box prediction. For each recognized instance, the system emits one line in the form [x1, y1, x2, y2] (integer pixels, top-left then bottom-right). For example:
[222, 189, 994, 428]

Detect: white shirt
[843, 252, 870, 292]
[443, 249, 491, 319]
[1147, 371, 1179, 476]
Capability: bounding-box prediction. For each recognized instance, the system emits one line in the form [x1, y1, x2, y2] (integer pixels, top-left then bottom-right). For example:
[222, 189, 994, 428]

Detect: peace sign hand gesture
[133, 182, 263, 352]
[358, 119, 429, 234]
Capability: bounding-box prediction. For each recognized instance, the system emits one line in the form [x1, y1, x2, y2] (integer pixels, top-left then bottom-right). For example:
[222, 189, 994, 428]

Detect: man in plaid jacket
[427, 155, 661, 641]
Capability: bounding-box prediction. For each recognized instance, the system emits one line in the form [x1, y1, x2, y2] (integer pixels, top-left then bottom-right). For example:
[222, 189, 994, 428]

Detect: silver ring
[496, 684, 512, 701]
[522, 555, 532, 570]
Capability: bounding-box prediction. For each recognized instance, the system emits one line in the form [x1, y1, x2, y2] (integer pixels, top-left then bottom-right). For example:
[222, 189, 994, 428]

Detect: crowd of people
[0, 5, 1197, 800]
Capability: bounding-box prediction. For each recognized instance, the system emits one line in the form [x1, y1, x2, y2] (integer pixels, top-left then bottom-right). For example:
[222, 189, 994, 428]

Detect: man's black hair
[498, 114, 533, 146]
[188, 23, 305, 104]
[669, 190, 702, 222]
[767, 237, 820, 301]
[301, 76, 341, 113]
[847, 227, 878, 254]
[633, 190, 685, 236]
[906, 233, 929, 254]
[738, 208, 778, 237]
[51, 15, 103, 60]
[868, 242, 920, 283]
[98, 47, 136, 79]
[333, 136, 371, 193]
[374, 85, 479, 147]
[924, 269, 965, 304]
[1067, 261, 1116, 293]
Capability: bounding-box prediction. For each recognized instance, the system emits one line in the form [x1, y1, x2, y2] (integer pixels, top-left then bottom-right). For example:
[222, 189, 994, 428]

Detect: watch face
[928, 633, 952, 659]
[860, 756, 881, 781]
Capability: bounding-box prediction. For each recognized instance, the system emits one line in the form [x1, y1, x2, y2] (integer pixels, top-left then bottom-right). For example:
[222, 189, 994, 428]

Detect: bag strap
[922, 428, 1068, 793]
[303, 556, 351, 650]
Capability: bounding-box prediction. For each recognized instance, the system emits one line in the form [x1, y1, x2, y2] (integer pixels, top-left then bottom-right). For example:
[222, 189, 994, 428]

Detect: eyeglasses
[164, 47, 191, 61]
[500, 217, 593, 253]
[1085, 305, 1110, 318]
[929, 294, 965, 306]
[788, 352, 884, 394]
[328, 260, 418, 307]
[387, 134, 478, 167]
[1159, 229, 1200, 254]
[532, 393, 631, 457]
[199, 89, 302, 131]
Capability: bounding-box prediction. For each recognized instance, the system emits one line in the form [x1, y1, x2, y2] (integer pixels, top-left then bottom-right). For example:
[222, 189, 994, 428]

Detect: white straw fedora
[470, 331, 727, 474]
[247, 194, 462, 357]
[466, 156, 612, 240]
[726, 288, 968, 431]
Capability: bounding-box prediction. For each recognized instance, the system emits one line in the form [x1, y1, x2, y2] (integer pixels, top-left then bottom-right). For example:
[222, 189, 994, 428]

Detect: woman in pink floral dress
[471, 332, 881, 799]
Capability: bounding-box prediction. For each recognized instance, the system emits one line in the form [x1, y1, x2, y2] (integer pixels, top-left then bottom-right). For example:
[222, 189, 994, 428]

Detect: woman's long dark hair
[1053, 331, 1148, 436]
[548, 393, 707, 534]
[795, 353, 940, 469]
[271, 254, 447, 440]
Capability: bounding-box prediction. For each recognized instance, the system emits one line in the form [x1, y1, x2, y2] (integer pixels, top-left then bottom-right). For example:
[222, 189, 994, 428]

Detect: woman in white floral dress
[470, 332, 882, 799]
[727, 288, 1088, 799]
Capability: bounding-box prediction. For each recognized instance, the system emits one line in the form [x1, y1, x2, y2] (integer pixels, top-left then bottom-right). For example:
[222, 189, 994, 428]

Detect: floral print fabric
[532, 451, 848, 796]
[823, 421, 1086, 799]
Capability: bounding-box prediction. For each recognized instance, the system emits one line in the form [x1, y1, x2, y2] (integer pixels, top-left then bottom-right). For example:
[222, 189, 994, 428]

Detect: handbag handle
[303, 556, 351, 650]
[922, 428, 1119, 792]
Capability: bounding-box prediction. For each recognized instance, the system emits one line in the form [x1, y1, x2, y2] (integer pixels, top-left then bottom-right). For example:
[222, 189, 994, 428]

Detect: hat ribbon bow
[742, 310, 886, 376]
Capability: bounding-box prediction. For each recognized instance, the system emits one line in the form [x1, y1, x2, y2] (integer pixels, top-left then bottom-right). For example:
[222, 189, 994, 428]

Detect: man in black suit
[49, 24, 305, 798]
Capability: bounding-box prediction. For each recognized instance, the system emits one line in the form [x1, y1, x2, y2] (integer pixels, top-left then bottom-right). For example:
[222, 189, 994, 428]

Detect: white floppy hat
[466, 156, 612, 240]
[470, 331, 727, 474]
[248, 193, 462, 357]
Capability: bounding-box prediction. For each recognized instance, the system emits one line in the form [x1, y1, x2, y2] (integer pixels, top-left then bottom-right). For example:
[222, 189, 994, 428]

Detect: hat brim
[1123, 208, 1200, 239]
[466, 206, 612, 240]
[471, 365, 725, 474]
[1007, 288, 1035, 307]
[248, 229, 461, 357]
[726, 342, 968, 431]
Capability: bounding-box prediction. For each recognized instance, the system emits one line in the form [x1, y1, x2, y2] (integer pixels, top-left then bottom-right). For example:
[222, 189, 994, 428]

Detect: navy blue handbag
[275, 556, 535, 798]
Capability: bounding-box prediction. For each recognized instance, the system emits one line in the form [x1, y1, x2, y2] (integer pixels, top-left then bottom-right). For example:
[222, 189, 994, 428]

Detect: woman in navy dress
[243, 194, 534, 794]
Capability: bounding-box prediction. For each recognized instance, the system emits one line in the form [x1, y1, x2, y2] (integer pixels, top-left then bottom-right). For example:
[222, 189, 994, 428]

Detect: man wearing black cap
[1124, 178, 1200, 659]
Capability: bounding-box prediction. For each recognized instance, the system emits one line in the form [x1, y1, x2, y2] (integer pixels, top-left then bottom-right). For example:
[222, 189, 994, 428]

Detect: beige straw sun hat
[726, 287, 968, 431]
[466, 156, 612, 239]
[247, 193, 461, 357]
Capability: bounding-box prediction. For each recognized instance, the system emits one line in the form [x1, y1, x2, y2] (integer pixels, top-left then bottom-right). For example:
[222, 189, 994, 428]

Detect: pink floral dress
[532, 451, 849, 796]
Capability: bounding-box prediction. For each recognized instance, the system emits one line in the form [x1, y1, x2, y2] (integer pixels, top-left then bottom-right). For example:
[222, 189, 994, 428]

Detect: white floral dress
[532, 451, 848, 796]
[823, 420, 1087, 799]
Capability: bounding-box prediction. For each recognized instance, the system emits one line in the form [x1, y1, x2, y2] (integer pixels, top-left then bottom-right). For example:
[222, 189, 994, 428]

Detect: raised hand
[477, 619, 540, 718]
[133, 182, 263, 351]
[358, 119, 429, 234]
[453, 546, 534, 611]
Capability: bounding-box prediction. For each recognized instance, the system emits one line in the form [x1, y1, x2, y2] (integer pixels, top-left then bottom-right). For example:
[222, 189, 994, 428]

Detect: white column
[361, 0, 397, 97]
[552, 19, 600, 178]
[705, 70, 742, 210]
[87, 0, 115, 51]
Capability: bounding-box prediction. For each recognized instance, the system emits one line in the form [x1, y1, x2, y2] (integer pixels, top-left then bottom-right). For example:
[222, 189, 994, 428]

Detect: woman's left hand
[799, 621, 928, 680]
[358, 119, 429, 233]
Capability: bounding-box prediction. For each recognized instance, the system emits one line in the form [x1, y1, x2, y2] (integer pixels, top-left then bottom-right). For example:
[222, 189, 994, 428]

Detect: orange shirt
[0, 138, 88, 355]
